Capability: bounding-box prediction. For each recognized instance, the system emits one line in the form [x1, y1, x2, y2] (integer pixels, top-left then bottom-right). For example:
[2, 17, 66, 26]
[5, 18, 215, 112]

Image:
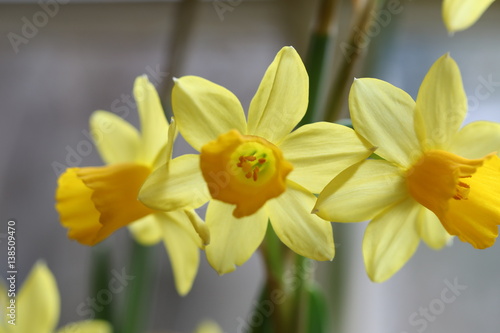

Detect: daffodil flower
[314, 54, 500, 282]
[443, 0, 495, 33]
[0, 262, 111, 333]
[139, 46, 374, 274]
[55, 76, 207, 295]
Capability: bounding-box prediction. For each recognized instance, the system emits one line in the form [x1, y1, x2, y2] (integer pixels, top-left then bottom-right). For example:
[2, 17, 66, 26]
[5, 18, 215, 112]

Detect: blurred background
[1, 0, 500, 332]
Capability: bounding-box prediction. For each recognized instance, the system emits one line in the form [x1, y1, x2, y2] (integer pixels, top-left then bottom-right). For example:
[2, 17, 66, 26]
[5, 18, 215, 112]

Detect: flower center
[406, 150, 500, 248]
[406, 150, 485, 218]
[200, 129, 293, 218]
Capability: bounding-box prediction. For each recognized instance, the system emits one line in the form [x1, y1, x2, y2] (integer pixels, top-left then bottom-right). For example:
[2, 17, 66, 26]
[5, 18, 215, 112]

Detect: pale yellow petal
[172, 76, 247, 151]
[314, 160, 408, 223]
[90, 110, 140, 165]
[443, 0, 494, 33]
[267, 181, 335, 260]
[417, 206, 453, 250]
[247, 46, 309, 144]
[184, 209, 210, 246]
[134, 75, 170, 164]
[57, 320, 112, 333]
[139, 154, 210, 211]
[363, 198, 421, 282]
[415, 54, 467, 150]
[195, 320, 223, 333]
[448, 121, 500, 159]
[151, 118, 177, 170]
[17, 262, 59, 333]
[127, 213, 163, 246]
[159, 211, 201, 296]
[279, 122, 373, 193]
[205, 201, 268, 274]
[349, 78, 420, 168]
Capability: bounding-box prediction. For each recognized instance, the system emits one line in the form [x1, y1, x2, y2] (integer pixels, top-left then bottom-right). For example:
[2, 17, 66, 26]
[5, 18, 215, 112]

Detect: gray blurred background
[1, 0, 500, 332]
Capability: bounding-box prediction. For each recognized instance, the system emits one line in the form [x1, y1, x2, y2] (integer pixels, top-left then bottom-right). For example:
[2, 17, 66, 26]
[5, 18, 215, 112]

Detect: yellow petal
[139, 155, 210, 211]
[90, 110, 140, 165]
[414, 54, 467, 150]
[57, 320, 112, 333]
[279, 122, 373, 193]
[417, 206, 453, 250]
[349, 78, 420, 168]
[184, 209, 210, 246]
[172, 76, 247, 151]
[267, 181, 335, 260]
[247, 46, 309, 144]
[17, 262, 60, 333]
[56, 163, 154, 246]
[195, 320, 223, 333]
[443, 155, 500, 249]
[205, 200, 268, 274]
[151, 118, 177, 170]
[449, 121, 500, 159]
[127, 214, 163, 246]
[314, 160, 407, 223]
[159, 211, 202, 296]
[363, 198, 421, 282]
[443, 0, 495, 33]
[133, 75, 170, 164]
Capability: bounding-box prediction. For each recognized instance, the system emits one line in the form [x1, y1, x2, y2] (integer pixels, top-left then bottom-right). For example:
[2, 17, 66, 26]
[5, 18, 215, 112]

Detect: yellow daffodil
[314, 54, 500, 282]
[443, 0, 495, 33]
[139, 46, 374, 274]
[55, 76, 207, 295]
[0, 262, 111, 333]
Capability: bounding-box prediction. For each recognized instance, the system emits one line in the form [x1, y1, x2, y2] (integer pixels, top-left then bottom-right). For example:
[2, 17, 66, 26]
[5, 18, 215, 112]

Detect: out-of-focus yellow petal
[443, 0, 495, 33]
[127, 214, 163, 246]
[414, 54, 467, 150]
[363, 198, 421, 282]
[57, 320, 112, 333]
[267, 181, 335, 261]
[159, 211, 202, 296]
[139, 155, 210, 211]
[172, 76, 247, 151]
[448, 121, 500, 159]
[184, 209, 210, 246]
[279, 122, 373, 193]
[56, 163, 154, 246]
[90, 111, 140, 165]
[133, 75, 170, 164]
[205, 201, 268, 275]
[314, 160, 407, 223]
[195, 320, 223, 333]
[349, 78, 420, 168]
[443, 155, 500, 249]
[417, 206, 453, 250]
[247, 46, 308, 144]
[17, 262, 59, 333]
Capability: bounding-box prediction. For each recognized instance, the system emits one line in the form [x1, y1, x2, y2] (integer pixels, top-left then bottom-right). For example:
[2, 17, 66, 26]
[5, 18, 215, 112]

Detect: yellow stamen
[200, 129, 293, 218]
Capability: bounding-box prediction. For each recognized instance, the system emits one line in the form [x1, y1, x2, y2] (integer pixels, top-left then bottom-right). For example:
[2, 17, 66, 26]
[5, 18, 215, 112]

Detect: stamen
[245, 172, 252, 179]
[258, 158, 266, 164]
[245, 156, 256, 161]
[253, 167, 259, 181]
[453, 181, 470, 200]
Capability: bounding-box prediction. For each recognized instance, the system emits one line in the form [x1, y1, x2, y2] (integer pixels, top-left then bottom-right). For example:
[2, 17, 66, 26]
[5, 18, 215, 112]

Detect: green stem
[324, 0, 387, 122]
[119, 240, 156, 333]
[90, 242, 113, 325]
[299, 0, 340, 127]
[290, 254, 310, 333]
